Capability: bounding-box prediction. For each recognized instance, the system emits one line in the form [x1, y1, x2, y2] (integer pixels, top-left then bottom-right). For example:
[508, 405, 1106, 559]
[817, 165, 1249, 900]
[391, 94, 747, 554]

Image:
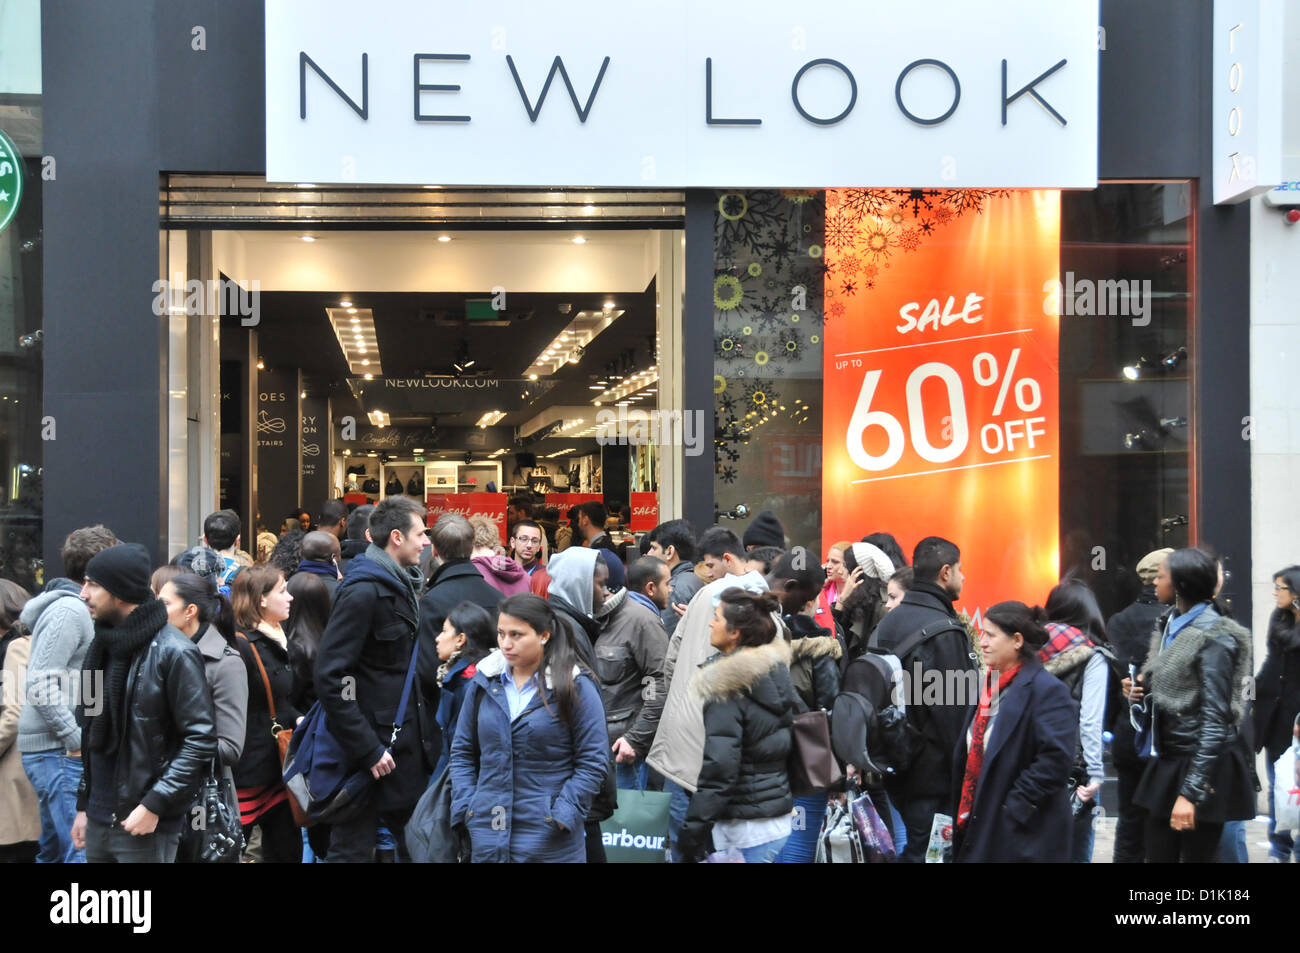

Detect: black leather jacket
[1146, 608, 1249, 805]
[76, 626, 217, 821]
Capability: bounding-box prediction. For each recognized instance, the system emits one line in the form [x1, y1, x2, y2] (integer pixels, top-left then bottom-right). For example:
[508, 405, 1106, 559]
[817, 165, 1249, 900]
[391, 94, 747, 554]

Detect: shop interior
[208, 226, 680, 543]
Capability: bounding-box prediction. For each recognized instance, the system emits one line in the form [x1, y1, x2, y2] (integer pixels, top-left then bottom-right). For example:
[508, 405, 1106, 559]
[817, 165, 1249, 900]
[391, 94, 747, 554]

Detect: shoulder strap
[388, 637, 421, 750]
[237, 632, 281, 732]
[888, 619, 967, 665]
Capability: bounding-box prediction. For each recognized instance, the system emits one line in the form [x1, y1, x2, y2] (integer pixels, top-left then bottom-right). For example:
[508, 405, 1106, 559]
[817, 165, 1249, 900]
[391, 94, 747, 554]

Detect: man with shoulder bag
[315, 496, 440, 862]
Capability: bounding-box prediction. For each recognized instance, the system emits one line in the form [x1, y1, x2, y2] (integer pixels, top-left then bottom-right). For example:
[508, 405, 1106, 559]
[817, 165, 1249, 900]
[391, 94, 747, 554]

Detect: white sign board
[265, 0, 1099, 189]
[1213, 0, 1283, 204]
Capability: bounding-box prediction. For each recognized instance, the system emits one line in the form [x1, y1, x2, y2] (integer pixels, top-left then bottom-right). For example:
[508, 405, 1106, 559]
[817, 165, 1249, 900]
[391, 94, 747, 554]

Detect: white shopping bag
[1274, 743, 1300, 833]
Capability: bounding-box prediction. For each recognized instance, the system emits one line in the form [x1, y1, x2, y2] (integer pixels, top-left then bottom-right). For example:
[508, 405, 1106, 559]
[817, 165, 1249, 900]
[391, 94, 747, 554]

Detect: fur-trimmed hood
[1040, 643, 1093, 678]
[476, 648, 583, 691]
[692, 638, 792, 712]
[790, 634, 843, 663]
[1142, 606, 1253, 721]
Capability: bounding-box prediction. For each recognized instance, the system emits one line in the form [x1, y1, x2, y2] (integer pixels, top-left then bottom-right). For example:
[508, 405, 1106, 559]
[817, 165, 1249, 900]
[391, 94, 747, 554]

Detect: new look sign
[266, 0, 1099, 189]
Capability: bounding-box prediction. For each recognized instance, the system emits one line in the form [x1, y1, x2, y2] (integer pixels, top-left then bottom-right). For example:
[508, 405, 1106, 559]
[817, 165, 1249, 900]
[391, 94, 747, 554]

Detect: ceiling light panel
[327, 307, 383, 376]
[591, 366, 659, 405]
[525, 309, 623, 378]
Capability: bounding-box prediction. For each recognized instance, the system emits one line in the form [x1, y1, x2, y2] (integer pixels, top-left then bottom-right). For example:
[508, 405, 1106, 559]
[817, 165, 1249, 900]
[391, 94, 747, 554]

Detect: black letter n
[300, 52, 369, 120]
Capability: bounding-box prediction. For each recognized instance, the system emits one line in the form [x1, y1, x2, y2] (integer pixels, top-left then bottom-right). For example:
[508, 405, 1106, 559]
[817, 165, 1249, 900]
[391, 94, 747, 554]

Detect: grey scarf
[1142, 606, 1252, 722]
[365, 543, 421, 619]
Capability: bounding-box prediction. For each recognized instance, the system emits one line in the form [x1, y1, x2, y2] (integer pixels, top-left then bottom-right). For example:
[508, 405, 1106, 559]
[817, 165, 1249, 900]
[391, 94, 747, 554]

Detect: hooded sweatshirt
[545, 547, 601, 666]
[472, 554, 530, 598]
[18, 580, 93, 754]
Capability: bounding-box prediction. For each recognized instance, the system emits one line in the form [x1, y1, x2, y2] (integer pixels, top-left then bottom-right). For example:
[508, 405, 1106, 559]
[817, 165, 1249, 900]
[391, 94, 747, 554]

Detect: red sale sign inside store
[426, 492, 508, 545]
[822, 189, 1061, 615]
[545, 493, 603, 518]
[629, 492, 658, 531]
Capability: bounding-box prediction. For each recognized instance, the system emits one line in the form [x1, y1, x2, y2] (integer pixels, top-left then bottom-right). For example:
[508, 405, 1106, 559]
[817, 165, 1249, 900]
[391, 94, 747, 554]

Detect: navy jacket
[949, 659, 1078, 863]
[448, 650, 608, 863]
[315, 556, 440, 812]
[433, 655, 477, 779]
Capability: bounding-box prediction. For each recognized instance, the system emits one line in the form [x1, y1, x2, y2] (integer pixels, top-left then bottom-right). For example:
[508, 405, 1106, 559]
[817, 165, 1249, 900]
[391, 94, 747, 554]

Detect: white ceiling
[213, 228, 664, 294]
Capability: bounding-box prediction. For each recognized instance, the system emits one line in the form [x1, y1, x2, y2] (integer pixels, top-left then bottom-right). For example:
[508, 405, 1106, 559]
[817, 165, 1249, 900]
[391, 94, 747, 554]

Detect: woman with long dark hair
[1254, 564, 1300, 862]
[950, 601, 1077, 862]
[432, 600, 497, 778]
[231, 565, 301, 862]
[158, 573, 246, 775]
[1043, 579, 1117, 862]
[677, 589, 799, 863]
[1129, 549, 1255, 862]
[284, 571, 331, 713]
[448, 593, 608, 862]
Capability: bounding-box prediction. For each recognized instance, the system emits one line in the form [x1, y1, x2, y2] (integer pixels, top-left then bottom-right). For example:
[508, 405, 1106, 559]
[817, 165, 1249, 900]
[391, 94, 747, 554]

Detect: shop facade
[27, 0, 1278, 629]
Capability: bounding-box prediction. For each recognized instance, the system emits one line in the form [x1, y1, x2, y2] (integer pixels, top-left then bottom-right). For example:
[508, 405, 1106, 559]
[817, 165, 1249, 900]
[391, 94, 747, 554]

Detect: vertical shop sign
[300, 397, 330, 512]
[257, 369, 300, 531]
[821, 190, 1060, 616]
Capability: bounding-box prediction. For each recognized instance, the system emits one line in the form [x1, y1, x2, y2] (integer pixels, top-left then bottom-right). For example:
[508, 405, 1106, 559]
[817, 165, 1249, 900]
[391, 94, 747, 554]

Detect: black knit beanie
[84, 543, 154, 604]
[742, 510, 786, 549]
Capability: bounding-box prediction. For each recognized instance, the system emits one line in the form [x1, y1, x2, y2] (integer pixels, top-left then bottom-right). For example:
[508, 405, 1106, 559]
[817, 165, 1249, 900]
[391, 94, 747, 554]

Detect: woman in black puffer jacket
[677, 589, 798, 863]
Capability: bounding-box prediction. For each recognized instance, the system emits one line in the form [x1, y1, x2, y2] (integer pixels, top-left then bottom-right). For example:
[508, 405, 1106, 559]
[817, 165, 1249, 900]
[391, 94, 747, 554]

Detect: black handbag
[177, 759, 245, 863]
[385, 475, 403, 496]
[362, 477, 380, 494]
[407, 470, 423, 495]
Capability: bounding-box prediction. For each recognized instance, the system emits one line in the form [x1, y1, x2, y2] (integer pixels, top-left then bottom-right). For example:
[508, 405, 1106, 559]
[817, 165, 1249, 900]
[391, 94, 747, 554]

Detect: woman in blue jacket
[449, 593, 609, 862]
[432, 601, 497, 779]
[950, 600, 1078, 863]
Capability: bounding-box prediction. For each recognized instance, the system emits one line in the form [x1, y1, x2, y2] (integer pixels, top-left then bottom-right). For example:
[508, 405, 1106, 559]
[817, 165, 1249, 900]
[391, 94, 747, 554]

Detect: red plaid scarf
[1037, 622, 1092, 662]
[956, 663, 1022, 831]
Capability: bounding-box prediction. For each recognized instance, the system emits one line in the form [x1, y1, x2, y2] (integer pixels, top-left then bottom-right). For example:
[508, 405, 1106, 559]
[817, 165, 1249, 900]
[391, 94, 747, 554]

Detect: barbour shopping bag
[599, 788, 672, 863]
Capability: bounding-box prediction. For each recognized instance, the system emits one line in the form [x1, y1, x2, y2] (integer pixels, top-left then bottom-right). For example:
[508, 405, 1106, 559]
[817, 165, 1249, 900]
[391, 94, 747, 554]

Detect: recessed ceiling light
[604, 300, 615, 310]
[437, 235, 452, 243]
[361, 359, 370, 366]
[528, 374, 538, 380]
[364, 373, 374, 380]
[357, 345, 367, 353]
[256, 358, 265, 370]
[572, 236, 586, 244]
[339, 299, 352, 308]
[347, 307, 358, 314]
[300, 235, 316, 242]
[299, 391, 307, 398]
[297, 183, 316, 188]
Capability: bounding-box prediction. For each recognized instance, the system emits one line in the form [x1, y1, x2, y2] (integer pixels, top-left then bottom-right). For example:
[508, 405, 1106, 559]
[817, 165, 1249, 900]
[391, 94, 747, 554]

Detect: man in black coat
[71, 544, 216, 863]
[859, 536, 976, 862]
[316, 497, 440, 862]
[1104, 547, 1172, 863]
[418, 513, 503, 639]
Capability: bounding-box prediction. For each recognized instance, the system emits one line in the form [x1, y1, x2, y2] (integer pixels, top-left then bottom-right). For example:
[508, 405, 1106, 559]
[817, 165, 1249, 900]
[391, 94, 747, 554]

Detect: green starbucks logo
[0, 130, 23, 235]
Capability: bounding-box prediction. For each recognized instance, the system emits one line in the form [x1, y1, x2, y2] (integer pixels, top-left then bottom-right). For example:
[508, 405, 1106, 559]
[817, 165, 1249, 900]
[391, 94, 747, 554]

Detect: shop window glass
[713, 184, 1194, 618]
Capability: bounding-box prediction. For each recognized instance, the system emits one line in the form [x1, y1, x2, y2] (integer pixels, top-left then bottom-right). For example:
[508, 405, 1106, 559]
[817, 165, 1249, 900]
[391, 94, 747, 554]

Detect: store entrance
[182, 224, 683, 561]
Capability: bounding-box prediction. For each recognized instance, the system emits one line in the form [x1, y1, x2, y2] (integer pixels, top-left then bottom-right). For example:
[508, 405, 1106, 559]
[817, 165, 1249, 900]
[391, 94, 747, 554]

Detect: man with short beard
[510, 519, 551, 598]
[71, 543, 216, 862]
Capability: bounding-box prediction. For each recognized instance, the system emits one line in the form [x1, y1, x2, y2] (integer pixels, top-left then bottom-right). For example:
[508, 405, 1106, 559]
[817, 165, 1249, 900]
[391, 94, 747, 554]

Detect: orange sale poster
[822, 189, 1061, 618]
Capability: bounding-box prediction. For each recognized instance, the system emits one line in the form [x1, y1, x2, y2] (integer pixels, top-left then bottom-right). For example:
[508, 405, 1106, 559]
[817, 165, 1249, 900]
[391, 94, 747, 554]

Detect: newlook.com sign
[266, 0, 1099, 189]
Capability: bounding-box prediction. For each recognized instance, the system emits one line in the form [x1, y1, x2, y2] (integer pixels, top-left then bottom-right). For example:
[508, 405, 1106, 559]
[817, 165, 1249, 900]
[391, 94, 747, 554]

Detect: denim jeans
[84, 818, 180, 863]
[661, 777, 690, 863]
[776, 794, 827, 863]
[737, 835, 789, 863]
[1215, 820, 1248, 863]
[615, 758, 649, 791]
[21, 751, 85, 863]
[1266, 759, 1299, 861]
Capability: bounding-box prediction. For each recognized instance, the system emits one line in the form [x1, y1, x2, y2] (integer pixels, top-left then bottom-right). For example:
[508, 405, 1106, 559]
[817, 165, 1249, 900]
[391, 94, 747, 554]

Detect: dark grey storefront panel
[41, 0, 1251, 626]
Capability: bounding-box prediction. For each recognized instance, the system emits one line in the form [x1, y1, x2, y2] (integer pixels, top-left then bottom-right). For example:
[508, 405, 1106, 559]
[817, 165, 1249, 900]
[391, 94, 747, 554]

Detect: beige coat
[0, 635, 41, 845]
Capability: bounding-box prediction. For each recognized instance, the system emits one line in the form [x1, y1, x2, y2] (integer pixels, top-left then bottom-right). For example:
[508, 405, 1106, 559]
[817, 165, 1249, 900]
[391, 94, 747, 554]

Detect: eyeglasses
[1274, 583, 1292, 593]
